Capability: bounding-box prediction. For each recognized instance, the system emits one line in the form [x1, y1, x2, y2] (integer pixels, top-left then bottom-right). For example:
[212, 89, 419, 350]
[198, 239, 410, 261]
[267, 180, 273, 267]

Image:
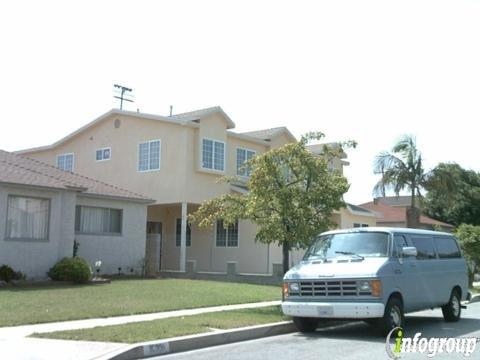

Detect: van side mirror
[402, 246, 418, 257]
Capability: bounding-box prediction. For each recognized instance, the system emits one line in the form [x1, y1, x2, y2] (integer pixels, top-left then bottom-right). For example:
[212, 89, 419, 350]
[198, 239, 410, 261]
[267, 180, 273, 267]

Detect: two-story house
[17, 107, 376, 275]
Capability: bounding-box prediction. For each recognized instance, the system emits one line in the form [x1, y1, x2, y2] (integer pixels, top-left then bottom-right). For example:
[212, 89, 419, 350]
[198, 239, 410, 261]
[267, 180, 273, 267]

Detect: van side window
[434, 237, 461, 259]
[411, 237, 437, 260]
[392, 235, 408, 257]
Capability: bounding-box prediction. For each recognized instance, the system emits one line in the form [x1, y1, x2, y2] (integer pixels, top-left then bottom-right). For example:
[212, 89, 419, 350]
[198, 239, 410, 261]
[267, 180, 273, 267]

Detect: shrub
[48, 257, 91, 283]
[0, 265, 15, 283]
[0, 265, 25, 283]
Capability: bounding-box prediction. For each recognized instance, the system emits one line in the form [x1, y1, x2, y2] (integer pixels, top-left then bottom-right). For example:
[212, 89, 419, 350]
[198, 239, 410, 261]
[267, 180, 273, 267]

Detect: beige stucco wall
[0, 184, 76, 279]
[75, 196, 148, 275]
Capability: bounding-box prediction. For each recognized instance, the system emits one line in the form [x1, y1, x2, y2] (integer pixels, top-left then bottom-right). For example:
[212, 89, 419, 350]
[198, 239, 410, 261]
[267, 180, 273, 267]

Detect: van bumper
[282, 301, 385, 319]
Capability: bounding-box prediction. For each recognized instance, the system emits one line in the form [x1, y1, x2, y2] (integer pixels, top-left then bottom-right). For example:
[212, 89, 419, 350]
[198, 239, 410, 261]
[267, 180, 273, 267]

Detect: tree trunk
[406, 184, 420, 228]
[282, 242, 290, 275]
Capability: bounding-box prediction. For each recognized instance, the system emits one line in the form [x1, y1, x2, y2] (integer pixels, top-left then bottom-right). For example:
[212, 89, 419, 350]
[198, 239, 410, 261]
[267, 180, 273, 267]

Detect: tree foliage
[190, 132, 354, 274]
[424, 163, 480, 226]
[454, 224, 480, 285]
[373, 135, 427, 210]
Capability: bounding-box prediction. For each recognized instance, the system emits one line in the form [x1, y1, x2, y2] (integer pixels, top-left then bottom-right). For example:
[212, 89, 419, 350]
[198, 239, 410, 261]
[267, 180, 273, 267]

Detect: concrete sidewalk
[0, 300, 281, 360]
[0, 300, 281, 339]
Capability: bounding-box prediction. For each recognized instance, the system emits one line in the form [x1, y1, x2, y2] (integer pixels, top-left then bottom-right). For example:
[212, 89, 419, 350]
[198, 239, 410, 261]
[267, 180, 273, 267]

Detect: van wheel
[442, 289, 461, 322]
[377, 297, 404, 335]
[293, 317, 318, 333]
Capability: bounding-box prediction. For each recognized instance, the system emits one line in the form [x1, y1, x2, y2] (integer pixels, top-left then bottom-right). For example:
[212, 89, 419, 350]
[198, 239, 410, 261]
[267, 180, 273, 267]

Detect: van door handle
[394, 269, 402, 274]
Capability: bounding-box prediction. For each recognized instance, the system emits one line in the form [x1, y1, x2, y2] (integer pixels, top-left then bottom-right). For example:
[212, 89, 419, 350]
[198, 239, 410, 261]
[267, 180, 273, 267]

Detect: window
[75, 206, 122, 234]
[175, 218, 191, 247]
[434, 237, 461, 259]
[96, 147, 111, 161]
[236, 148, 256, 176]
[138, 140, 161, 171]
[411, 237, 436, 260]
[353, 223, 369, 228]
[202, 139, 225, 171]
[392, 235, 408, 258]
[57, 153, 74, 172]
[6, 196, 50, 240]
[216, 219, 238, 247]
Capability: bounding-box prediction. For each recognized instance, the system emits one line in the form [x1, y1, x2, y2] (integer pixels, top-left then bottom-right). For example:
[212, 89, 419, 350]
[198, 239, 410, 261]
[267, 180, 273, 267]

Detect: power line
[113, 84, 134, 110]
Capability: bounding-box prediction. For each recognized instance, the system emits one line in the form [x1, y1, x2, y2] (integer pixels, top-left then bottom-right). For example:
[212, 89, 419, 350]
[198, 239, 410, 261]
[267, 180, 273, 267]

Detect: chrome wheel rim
[390, 306, 401, 327]
[452, 295, 460, 316]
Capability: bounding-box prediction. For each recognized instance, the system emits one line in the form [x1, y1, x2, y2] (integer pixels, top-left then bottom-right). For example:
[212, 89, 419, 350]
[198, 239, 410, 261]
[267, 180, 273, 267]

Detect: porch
[145, 202, 289, 276]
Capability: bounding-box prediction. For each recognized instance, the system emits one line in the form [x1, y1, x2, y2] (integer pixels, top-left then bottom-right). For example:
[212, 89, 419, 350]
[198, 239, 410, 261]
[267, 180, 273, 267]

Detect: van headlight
[357, 280, 382, 296]
[289, 282, 300, 292]
[358, 280, 371, 292]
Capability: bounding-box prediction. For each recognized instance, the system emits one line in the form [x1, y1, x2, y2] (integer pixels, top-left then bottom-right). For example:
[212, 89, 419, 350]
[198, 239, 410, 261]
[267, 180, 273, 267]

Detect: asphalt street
[157, 302, 480, 360]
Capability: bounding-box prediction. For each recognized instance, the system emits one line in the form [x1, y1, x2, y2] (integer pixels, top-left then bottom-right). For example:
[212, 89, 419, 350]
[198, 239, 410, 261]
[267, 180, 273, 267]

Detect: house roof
[16, 106, 236, 154]
[170, 106, 235, 129]
[240, 127, 296, 142]
[358, 200, 453, 228]
[373, 195, 417, 207]
[0, 150, 153, 203]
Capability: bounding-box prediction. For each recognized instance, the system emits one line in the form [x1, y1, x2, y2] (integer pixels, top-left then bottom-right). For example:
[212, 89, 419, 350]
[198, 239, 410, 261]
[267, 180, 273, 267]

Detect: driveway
[158, 302, 480, 360]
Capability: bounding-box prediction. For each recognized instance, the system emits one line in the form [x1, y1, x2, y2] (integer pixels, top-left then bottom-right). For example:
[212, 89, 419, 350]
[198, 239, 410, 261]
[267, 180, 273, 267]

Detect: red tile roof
[0, 150, 153, 202]
[359, 200, 453, 228]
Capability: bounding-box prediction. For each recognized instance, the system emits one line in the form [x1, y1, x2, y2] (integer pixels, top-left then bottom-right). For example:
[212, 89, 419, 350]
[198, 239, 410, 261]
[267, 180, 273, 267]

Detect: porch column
[179, 201, 187, 272]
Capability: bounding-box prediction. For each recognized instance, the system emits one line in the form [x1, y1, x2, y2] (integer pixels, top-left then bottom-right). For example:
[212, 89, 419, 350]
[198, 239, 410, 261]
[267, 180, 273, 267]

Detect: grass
[0, 279, 281, 327]
[32, 306, 287, 343]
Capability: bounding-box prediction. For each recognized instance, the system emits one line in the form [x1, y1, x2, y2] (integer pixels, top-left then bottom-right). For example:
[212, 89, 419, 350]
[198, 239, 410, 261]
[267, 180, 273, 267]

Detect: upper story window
[215, 219, 239, 247]
[138, 140, 161, 172]
[236, 148, 256, 177]
[57, 153, 74, 172]
[353, 223, 369, 228]
[175, 218, 192, 247]
[96, 147, 111, 161]
[202, 139, 225, 171]
[75, 206, 122, 235]
[6, 195, 50, 241]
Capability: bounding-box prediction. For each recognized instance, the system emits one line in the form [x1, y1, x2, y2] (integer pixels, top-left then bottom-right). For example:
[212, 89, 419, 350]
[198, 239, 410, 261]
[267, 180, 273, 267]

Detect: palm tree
[373, 135, 428, 227]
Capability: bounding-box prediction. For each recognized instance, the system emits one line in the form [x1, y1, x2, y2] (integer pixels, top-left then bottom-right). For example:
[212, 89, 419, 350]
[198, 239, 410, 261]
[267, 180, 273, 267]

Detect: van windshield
[304, 232, 389, 260]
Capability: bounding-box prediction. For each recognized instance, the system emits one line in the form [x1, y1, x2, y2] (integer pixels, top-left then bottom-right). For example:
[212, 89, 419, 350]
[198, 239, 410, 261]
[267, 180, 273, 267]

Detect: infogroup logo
[385, 327, 478, 358]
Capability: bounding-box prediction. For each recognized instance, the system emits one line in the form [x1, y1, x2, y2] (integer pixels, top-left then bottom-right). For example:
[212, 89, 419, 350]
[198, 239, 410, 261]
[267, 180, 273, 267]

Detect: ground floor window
[353, 223, 369, 228]
[175, 218, 191, 247]
[75, 206, 122, 234]
[216, 219, 238, 247]
[6, 196, 50, 240]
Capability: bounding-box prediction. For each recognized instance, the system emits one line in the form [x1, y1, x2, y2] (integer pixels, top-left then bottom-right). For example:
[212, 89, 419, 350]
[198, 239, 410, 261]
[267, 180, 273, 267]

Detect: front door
[147, 222, 162, 271]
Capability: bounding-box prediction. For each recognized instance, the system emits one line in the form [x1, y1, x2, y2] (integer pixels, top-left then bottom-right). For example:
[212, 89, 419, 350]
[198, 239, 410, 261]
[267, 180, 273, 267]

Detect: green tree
[190, 132, 354, 274]
[454, 224, 480, 286]
[425, 163, 480, 226]
[373, 135, 428, 227]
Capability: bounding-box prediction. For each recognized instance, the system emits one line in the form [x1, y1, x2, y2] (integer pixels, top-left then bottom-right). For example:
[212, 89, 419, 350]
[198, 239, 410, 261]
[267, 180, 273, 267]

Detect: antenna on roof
[113, 84, 134, 110]
[169, 105, 173, 117]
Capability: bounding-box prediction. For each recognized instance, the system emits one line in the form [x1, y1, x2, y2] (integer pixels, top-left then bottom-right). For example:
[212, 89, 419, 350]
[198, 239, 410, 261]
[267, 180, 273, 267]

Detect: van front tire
[293, 317, 319, 333]
[377, 297, 404, 335]
[442, 290, 461, 322]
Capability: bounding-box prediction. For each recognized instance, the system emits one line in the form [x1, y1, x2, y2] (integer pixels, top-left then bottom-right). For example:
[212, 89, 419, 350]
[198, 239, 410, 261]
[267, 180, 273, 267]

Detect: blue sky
[1, 0, 479, 204]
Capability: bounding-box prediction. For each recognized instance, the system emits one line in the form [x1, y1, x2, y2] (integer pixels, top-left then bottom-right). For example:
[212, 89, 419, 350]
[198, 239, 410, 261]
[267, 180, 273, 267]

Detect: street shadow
[294, 312, 480, 344]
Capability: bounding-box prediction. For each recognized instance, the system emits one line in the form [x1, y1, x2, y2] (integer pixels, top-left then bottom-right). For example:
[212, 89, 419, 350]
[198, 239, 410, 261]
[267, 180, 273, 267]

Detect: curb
[468, 294, 480, 304]
[96, 321, 296, 360]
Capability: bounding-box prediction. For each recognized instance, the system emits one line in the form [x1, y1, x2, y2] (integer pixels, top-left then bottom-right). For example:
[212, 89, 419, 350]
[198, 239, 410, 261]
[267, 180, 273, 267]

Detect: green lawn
[32, 306, 287, 343]
[0, 279, 281, 327]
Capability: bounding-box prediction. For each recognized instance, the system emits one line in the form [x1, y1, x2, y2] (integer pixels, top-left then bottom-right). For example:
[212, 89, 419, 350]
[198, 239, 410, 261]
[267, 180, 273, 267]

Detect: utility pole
[113, 84, 133, 110]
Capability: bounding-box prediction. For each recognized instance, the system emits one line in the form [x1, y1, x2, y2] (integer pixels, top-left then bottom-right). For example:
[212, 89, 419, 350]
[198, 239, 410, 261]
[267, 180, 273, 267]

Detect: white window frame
[201, 138, 226, 172]
[236, 147, 256, 177]
[95, 147, 112, 162]
[5, 195, 51, 241]
[175, 218, 192, 247]
[137, 139, 161, 172]
[214, 219, 240, 248]
[56, 153, 75, 172]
